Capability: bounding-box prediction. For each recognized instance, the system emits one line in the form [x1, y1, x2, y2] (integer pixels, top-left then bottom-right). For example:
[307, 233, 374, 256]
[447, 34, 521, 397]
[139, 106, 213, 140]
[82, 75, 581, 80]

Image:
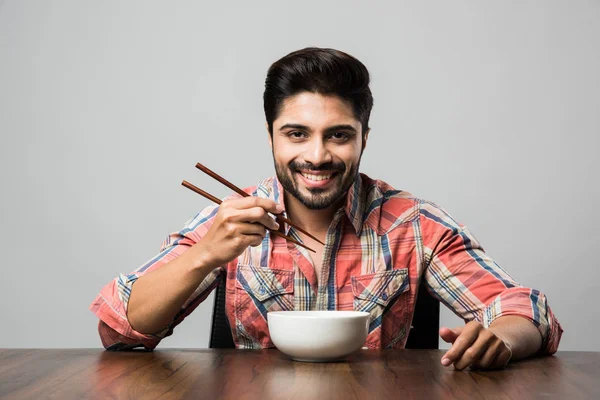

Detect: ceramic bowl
[267, 310, 370, 362]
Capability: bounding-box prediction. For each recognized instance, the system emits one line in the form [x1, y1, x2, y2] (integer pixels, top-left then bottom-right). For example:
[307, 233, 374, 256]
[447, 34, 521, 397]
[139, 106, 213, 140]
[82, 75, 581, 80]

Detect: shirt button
[259, 286, 266, 295]
[381, 293, 388, 301]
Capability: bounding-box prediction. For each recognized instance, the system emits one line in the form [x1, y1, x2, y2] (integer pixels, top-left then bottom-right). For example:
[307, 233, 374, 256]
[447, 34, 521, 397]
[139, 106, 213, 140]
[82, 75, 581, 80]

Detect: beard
[274, 156, 361, 210]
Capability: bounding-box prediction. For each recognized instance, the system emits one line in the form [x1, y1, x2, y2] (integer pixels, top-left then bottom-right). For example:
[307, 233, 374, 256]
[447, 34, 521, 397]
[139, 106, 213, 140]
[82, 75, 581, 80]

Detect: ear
[362, 128, 370, 151]
[266, 122, 273, 149]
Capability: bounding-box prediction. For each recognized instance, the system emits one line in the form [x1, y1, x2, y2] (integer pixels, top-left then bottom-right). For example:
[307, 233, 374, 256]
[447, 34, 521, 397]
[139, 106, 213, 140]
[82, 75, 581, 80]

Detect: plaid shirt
[90, 174, 562, 352]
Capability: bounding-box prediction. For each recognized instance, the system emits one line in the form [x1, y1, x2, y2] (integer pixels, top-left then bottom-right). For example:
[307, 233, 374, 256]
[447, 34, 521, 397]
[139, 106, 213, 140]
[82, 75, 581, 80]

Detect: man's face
[270, 92, 368, 210]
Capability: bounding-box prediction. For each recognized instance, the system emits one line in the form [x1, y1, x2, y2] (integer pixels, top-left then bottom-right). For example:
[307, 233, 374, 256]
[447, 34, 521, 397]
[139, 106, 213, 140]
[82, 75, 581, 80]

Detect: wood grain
[0, 349, 598, 399]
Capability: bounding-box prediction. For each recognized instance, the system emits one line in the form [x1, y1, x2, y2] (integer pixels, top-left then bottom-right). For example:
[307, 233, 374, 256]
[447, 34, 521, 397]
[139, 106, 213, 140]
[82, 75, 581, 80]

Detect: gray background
[1, 0, 598, 350]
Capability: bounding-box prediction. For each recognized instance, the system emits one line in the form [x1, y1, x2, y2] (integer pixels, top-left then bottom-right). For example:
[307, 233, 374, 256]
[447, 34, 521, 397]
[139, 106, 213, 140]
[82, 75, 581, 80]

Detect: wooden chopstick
[195, 162, 326, 246]
[182, 180, 316, 253]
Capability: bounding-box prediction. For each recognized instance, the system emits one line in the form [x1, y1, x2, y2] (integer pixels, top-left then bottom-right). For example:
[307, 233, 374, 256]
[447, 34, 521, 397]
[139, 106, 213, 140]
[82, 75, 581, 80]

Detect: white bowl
[267, 311, 370, 362]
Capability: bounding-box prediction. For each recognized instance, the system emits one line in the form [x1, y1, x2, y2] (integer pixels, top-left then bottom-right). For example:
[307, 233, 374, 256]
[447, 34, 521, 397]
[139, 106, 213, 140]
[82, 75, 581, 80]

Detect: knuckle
[464, 348, 477, 359]
[232, 235, 242, 246]
[225, 224, 237, 236]
[470, 321, 483, 331]
[482, 331, 495, 343]
[247, 208, 258, 220]
[255, 208, 266, 219]
[221, 210, 234, 222]
[454, 363, 466, 371]
[492, 340, 504, 351]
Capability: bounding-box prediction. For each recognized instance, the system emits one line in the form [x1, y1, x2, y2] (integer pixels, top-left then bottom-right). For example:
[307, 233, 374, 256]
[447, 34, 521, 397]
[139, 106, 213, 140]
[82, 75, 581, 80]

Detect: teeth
[301, 172, 333, 181]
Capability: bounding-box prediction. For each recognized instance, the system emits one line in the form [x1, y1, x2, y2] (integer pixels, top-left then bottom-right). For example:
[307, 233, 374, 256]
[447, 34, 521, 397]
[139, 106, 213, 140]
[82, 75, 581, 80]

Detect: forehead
[275, 92, 360, 130]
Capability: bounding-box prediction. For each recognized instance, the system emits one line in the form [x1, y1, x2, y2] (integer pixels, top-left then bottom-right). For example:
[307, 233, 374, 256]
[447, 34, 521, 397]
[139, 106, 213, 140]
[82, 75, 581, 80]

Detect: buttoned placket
[282, 207, 347, 311]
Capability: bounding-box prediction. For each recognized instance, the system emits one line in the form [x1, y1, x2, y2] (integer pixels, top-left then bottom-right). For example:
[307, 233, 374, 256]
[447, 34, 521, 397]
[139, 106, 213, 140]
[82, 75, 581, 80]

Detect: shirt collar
[344, 173, 366, 235]
[255, 174, 367, 236]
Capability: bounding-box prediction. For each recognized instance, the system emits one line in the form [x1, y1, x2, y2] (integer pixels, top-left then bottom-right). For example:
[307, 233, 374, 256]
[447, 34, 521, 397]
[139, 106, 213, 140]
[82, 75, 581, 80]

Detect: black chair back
[405, 283, 440, 349]
[209, 277, 439, 349]
[209, 276, 236, 349]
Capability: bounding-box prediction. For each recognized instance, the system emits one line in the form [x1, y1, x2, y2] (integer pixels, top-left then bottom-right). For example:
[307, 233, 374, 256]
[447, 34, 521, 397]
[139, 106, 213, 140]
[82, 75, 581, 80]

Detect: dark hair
[263, 47, 373, 136]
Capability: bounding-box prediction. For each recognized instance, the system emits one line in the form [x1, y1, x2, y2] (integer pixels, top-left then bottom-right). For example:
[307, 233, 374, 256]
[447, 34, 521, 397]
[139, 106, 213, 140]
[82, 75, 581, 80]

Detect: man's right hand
[126, 196, 283, 335]
[194, 196, 284, 268]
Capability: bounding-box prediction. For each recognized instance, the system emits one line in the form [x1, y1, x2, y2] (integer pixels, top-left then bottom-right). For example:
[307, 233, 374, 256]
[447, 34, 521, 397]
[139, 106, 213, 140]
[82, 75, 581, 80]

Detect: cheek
[337, 146, 362, 168]
[273, 142, 301, 166]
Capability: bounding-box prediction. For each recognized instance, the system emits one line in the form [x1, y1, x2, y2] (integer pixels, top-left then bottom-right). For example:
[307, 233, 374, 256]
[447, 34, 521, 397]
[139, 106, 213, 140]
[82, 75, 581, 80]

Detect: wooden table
[0, 349, 598, 399]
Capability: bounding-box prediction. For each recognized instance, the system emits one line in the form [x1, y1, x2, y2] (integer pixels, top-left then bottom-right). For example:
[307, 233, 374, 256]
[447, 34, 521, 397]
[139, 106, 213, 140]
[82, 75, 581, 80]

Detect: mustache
[289, 161, 346, 173]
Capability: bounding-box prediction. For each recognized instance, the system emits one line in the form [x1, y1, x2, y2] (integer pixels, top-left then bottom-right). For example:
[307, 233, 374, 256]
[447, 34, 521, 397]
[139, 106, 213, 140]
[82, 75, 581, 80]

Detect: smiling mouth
[295, 170, 341, 190]
[299, 171, 338, 181]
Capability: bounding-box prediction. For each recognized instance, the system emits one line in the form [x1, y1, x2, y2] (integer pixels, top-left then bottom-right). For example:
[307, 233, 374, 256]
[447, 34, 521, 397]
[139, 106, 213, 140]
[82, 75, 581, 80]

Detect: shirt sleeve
[89, 204, 224, 350]
[419, 201, 563, 355]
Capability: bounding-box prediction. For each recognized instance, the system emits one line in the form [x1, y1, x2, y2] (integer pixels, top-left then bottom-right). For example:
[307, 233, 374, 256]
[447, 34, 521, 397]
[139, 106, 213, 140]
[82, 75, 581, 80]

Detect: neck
[283, 192, 344, 236]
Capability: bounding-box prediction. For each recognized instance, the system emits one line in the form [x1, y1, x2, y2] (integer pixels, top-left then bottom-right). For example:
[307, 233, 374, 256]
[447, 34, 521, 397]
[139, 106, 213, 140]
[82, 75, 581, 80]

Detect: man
[91, 47, 562, 370]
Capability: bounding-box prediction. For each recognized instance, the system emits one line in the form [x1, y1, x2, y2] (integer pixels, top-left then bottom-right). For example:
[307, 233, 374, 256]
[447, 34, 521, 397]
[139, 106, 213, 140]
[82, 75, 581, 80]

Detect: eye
[287, 131, 307, 140]
[329, 132, 350, 141]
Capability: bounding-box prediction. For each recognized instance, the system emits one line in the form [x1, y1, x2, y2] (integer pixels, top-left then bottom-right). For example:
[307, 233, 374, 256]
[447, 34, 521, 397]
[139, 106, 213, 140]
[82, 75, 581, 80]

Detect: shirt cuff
[90, 274, 168, 349]
[481, 287, 563, 354]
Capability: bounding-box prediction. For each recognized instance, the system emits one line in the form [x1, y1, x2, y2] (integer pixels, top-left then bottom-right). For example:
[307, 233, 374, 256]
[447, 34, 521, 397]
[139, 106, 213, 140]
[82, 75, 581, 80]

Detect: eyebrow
[279, 123, 358, 134]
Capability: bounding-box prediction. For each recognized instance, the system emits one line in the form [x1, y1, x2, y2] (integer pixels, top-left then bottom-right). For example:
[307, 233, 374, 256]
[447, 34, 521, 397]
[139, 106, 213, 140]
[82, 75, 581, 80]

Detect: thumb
[439, 326, 463, 344]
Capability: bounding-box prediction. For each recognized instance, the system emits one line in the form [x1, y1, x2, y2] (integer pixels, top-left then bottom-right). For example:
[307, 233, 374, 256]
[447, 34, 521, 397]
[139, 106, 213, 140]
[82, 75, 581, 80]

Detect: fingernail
[441, 358, 451, 366]
[273, 222, 280, 230]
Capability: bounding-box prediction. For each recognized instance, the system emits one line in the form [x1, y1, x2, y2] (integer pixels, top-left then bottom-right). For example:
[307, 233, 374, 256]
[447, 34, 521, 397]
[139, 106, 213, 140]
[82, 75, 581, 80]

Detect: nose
[303, 137, 332, 167]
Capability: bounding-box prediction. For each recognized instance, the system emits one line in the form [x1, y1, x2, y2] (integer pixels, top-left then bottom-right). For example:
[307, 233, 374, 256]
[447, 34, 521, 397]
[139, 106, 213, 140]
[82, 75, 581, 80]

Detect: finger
[234, 207, 280, 230]
[225, 196, 284, 214]
[236, 222, 268, 237]
[493, 344, 513, 369]
[441, 322, 481, 366]
[439, 326, 461, 344]
[471, 340, 505, 370]
[453, 330, 496, 371]
[242, 233, 265, 248]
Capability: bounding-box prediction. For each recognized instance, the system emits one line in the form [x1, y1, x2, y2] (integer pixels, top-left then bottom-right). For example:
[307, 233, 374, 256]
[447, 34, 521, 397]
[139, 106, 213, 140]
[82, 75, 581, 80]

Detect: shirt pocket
[351, 269, 410, 321]
[235, 264, 295, 315]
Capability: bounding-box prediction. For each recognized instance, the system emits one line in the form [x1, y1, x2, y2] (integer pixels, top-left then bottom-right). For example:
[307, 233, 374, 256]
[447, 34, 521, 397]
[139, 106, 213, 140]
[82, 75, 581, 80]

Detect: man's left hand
[440, 321, 513, 370]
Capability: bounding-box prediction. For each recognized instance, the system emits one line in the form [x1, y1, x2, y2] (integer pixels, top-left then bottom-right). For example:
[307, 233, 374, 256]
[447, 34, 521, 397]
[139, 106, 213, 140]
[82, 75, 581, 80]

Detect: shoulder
[360, 174, 462, 235]
[361, 174, 416, 209]
[417, 199, 463, 234]
[360, 174, 419, 233]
